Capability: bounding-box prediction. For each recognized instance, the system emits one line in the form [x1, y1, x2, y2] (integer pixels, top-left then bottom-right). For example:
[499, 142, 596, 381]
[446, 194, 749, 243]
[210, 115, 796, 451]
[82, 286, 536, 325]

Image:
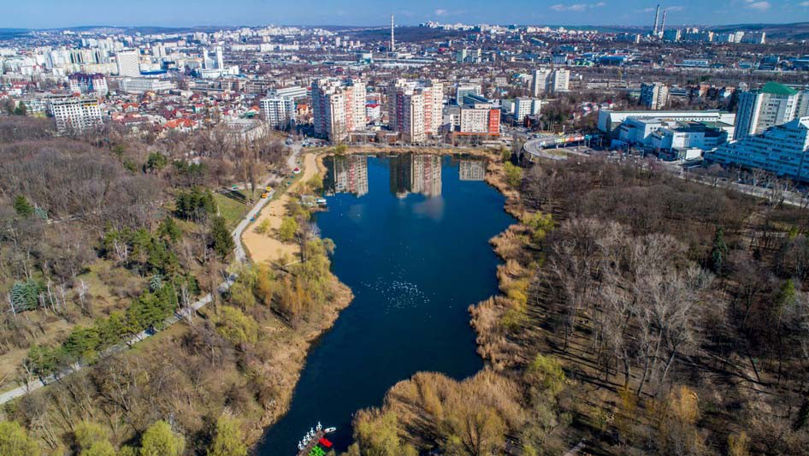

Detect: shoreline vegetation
[337, 148, 809, 456]
[7, 132, 809, 456]
[0, 120, 353, 456]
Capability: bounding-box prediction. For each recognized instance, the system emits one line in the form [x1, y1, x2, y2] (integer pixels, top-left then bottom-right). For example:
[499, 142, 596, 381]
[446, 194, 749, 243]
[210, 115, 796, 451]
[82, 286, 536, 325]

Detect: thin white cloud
[434, 9, 447, 16]
[745, 1, 771, 10]
[550, 2, 606, 12]
[741, 0, 770, 10]
[800, 1, 809, 6]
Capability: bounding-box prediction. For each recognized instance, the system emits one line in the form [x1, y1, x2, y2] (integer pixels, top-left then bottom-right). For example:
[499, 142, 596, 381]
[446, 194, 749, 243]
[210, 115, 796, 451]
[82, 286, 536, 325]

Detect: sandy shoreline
[242, 152, 322, 265]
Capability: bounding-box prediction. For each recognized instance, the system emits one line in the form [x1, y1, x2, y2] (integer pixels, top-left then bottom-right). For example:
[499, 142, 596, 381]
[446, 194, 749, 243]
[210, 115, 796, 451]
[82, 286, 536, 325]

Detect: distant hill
[709, 22, 809, 40]
[3, 22, 807, 41]
[0, 28, 30, 40]
[348, 26, 467, 43]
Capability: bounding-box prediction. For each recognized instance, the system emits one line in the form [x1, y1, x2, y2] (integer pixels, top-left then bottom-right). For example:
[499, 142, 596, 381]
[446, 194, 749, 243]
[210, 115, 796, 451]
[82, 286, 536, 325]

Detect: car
[293, 167, 301, 174]
[260, 192, 269, 199]
[265, 185, 272, 192]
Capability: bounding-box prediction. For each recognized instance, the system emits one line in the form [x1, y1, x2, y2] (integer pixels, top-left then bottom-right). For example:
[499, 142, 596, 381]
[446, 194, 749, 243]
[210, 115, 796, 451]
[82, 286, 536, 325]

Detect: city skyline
[1, 0, 808, 29]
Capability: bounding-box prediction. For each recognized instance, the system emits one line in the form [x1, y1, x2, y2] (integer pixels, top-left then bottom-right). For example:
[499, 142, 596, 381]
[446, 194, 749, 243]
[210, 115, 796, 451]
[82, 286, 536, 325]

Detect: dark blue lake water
[257, 154, 513, 455]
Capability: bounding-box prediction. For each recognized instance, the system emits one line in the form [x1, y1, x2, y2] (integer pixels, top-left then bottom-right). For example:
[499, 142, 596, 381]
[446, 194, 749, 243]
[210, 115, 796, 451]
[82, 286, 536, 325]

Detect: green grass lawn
[214, 193, 248, 230]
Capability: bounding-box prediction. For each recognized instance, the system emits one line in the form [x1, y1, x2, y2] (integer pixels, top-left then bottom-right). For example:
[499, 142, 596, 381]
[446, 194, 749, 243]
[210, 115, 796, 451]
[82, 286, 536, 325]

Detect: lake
[257, 153, 513, 455]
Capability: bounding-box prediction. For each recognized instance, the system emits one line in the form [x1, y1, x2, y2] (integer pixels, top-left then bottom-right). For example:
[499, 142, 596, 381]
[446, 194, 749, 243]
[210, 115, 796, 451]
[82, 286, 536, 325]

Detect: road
[0, 141, 305, 406]
[522, 138, 590, 161]
[663, 162, 808, 208]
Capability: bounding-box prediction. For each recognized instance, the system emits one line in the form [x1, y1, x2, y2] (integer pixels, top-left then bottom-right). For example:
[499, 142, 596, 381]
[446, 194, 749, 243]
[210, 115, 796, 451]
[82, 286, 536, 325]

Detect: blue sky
[1, 0, 807, 29]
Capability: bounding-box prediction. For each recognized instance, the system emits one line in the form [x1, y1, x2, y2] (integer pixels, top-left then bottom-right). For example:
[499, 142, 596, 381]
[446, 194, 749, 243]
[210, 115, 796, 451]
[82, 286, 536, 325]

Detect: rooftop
[760, 81, 798, 96]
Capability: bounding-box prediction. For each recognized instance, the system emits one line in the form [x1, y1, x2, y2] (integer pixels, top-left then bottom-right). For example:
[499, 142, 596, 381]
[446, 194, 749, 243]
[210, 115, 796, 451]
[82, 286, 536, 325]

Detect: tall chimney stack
[653, 4, 661, 35]
[390, 15, 395, 52]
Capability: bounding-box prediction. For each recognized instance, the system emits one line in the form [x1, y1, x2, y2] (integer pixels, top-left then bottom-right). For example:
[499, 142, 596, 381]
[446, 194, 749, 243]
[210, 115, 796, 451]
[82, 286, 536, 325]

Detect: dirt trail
[242, 152, 319, 265]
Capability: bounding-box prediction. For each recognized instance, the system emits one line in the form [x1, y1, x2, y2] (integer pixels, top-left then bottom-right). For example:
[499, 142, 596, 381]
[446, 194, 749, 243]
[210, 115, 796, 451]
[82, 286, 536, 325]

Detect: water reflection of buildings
[325, 155, 369, 196]
[459, 159, 486, 181]
[389, 154, 442, 198]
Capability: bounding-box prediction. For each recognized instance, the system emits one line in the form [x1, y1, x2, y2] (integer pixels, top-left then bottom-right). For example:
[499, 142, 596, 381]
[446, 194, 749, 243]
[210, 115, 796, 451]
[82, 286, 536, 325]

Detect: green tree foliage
[172, 160, 207, 184]
[13, 195, 34, 217]
[503, 162, 523, 188]
[145, 153, 168, 173]
[215, 306, 259, 346]
[525, 354, 566, 398]
[175, 187, 217, 221]
[118, 446, 137, 456]
[81, 440, 116, 456]
[523, 212, 554, 244]
[0, 420, 40, 456]
[157, 216, 181, 242]
[500, 146, 511, 163]
[334, 144, 347, 155]
[209, 216, 234, 259]
[228, 265, 258, 309]
[24, 345, 58, 377]
[25, 283, 182, 377]
[307, 173, 324, 193]
[9, 279, 42, 312]
[777, 279, 797, 310]
[123, 159, 138, 173]
[61, 325, 102, 364]
[13, 102, 27, 116]
[351, 410, 417, 456]
[139, 421, 185, 456]
[207, 414, 248, 456]
[228, 240, 334, 323]
[102, 227, 179, 276]
[254, 219, 271, 235]
[75, 421, 115, 456]
[111, 144, 126, 159]
[126, 285, 179, 331]
[279, 216, 298, 242]
[710, 226, 728, 275]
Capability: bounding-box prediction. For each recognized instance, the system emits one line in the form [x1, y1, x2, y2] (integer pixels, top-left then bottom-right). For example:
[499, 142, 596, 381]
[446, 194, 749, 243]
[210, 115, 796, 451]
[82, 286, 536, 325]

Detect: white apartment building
[388, 79, 443, 143]
[68, 73, 108, 96]
[734, 82, 808, 140]
[269, 86, 308, 99]
[514, 98, 542, 122]
[460, 108, 490, 133]
[120, 78, 175, 94]
[311, 78, 366, 142]
[709, 117, 809, 181]
[215, 46, 224, 70]
[458, 106, 500, 135]
[532, 68, 569, 94]
[531, 69, 551, 96]
[49, 97, 103, 133]
[115, 50, 140, 77]
[260, 96, 296, 128]
[640, 82, 669, 110]
[548, 69, 570, 93]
